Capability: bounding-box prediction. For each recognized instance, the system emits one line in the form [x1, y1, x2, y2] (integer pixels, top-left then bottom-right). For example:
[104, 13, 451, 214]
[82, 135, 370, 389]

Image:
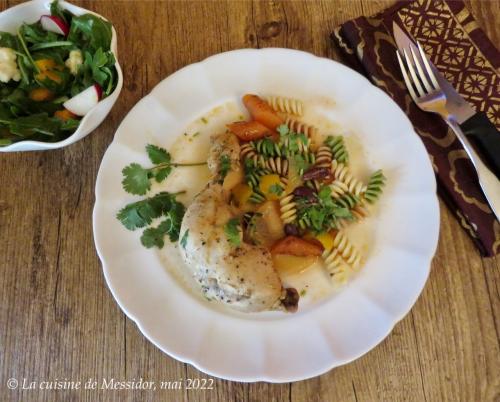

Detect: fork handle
[447, 118, 500, 221]
[460, 112, 500, 179]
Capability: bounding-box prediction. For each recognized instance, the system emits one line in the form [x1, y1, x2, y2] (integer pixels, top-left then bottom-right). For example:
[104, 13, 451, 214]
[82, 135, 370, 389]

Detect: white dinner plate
[93, 48, 439, 382]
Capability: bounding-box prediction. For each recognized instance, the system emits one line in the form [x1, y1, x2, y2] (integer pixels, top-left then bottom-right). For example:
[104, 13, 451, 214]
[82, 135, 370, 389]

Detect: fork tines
[396, 42, 439, 102]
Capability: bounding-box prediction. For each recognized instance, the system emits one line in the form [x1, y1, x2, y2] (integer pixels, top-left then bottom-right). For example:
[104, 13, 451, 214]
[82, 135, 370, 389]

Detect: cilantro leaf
[154, 166, 172, 183]
[293, 154, 310, 172]
[219, 155, 231, 179]
[180, 230, 189, 249]
[224, 218, 241, 247]
[269, 183, 284, 196]
[146, 144, 171, 164]
[318, 186, 334, 208]
[116, 192, 180, 230]
[277, 124, 289, 137]
[122, 163, 150, 195]
[141, 225, 167, 248]
[161, 202, 185, 242]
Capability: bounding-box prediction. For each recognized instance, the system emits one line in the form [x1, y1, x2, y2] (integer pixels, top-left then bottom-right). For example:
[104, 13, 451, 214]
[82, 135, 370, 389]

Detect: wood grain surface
[0, 1, 499, 401]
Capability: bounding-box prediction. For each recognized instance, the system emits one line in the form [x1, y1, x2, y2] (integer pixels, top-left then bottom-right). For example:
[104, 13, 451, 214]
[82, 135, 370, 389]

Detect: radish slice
[40, 15, 70, 36]
[63, 84, 103, 116]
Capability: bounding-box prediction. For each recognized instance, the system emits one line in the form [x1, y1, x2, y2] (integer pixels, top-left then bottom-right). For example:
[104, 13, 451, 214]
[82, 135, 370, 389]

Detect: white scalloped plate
[93, 48, 439, 382]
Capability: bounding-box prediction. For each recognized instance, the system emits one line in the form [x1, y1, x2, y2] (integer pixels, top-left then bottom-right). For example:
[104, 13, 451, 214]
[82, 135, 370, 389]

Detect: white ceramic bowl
[0, 0, 123, 152]
[93, 48, 440, 382]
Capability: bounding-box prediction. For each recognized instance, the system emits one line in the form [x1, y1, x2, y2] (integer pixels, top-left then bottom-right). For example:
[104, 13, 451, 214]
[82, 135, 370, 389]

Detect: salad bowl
[0, 0, 123, 152]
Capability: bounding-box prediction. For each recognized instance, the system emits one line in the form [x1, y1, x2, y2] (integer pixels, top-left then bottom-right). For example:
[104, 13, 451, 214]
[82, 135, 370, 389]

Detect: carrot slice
[242, 94, 284, 130]
[29, 88, 54, 102]
[54, 109, 77, 121]
[271, 236, 323, 257]
[227, 120, 271, 141]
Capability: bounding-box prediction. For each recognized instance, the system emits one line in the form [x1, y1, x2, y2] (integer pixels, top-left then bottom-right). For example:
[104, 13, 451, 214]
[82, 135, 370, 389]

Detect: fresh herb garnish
[180, 229, 189, 249]
[117, 191, 186, 249]
[297, 185, 353, 233]
[219, 154, 231, 179]
[121, 144, 206, 195]
[269, 183, 284, 196]
[224, 218, 241, 247]
[116, 191, 183, 230]
[277, 123, 307, 155]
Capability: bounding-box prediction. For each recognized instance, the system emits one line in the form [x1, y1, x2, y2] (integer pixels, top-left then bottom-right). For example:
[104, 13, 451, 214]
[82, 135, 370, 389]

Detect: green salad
[0, 0, 117, 146]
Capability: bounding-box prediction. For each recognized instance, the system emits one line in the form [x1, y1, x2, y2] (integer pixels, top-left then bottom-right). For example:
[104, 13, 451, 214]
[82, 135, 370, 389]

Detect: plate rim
[93, 47, 440, 383]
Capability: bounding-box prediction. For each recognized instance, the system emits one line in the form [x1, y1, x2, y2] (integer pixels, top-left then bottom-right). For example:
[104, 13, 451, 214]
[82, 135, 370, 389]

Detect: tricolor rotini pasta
[225, 93, 385, 289]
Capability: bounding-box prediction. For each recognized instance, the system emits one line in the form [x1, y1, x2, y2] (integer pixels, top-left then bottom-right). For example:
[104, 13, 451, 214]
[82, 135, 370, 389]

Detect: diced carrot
[227, 120, 271, 141]
[36, 70, 63, 84]
[54, 109, 77, 121]
[34, 58, 57, 72]
[29, 88, 54, 102]
[271, 236, 323, 257]
[242, 94, 284, 130]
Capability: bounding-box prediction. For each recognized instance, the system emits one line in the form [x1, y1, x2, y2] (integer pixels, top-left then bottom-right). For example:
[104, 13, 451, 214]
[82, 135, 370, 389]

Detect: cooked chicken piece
[179, 132, 298, 312]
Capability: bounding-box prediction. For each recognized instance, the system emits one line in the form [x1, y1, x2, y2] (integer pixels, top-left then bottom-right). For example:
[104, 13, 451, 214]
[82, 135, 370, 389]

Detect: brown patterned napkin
[331, 0, 500, 256]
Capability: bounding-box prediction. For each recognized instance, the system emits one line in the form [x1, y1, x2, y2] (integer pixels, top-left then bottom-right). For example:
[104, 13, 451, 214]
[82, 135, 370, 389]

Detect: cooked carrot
[34, 58, 57, 72]
[54, 109, 77, 121]
[227, 120, 271, 141]
[36, 70, 63, 84]
[271, 236, 323, 257]
[242, 94, 284, 130]
[29, 88, 54, 102]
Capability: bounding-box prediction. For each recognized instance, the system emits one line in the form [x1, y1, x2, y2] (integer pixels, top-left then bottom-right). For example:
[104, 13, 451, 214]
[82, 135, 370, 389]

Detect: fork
[396, 43, 500, 221]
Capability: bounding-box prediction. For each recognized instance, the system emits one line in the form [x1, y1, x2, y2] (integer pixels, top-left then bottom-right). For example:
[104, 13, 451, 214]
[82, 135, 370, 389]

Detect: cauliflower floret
[0, 47, 21, 83]
[65, 49, 83, 75]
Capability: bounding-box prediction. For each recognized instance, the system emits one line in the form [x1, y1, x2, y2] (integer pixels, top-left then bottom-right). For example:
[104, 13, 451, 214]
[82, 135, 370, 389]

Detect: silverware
[393, 23, 500, 221]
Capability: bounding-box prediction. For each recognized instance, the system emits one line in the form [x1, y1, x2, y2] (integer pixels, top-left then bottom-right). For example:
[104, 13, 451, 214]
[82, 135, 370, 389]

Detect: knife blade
[393, 22, 500, 178]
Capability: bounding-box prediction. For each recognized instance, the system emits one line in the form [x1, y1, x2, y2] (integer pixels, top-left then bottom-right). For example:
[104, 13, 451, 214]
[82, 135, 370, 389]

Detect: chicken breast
[179, 132, 298, 312]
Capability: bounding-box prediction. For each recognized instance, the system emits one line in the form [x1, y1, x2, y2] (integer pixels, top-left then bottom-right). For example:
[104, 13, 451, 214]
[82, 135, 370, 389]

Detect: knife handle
[461, 112, 500, 179]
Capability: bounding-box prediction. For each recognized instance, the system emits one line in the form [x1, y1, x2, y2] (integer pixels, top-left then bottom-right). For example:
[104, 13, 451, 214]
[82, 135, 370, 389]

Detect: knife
[393, 22, 500, 179]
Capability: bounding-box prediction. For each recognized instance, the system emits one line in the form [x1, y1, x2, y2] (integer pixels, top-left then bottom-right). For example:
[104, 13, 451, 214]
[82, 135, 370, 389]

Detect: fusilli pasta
[285, 116, 318, 138]
[266, 96, 304, 116]
[363, 169, 386, 204]
[325, 135, 349, 164]
[331, 160, 366, 196]
[315, 145, 333, 168]
[331, 230, 362, 269]
[279, 193, 297, 224]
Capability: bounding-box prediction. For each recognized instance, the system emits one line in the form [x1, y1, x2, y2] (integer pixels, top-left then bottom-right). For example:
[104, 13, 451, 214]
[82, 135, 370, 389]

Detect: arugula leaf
[20, 23, 59, 45]
[50, 0, 73, 26]
[180, 230, 189, 249]
[116, 191, 182, 231]
[224, 218, 241, 247]
[68, 14, 112, 52]
[0, 31, 18, 49]
[219, 154, 231, 179]
[121, 163, 150, 195]
[146, 144, 171, 164]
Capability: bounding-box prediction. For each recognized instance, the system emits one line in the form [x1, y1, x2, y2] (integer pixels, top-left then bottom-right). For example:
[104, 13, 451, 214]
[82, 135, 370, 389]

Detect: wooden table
[1, 1, 499, 401]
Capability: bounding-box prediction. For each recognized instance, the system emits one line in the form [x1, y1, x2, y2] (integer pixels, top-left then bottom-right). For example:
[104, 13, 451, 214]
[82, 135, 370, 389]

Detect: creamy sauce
[157, 98, 380, 313]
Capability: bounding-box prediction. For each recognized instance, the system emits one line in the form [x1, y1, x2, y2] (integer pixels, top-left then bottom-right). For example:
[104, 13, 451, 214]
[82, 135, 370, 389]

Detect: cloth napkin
[331, 0, 500, 256]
